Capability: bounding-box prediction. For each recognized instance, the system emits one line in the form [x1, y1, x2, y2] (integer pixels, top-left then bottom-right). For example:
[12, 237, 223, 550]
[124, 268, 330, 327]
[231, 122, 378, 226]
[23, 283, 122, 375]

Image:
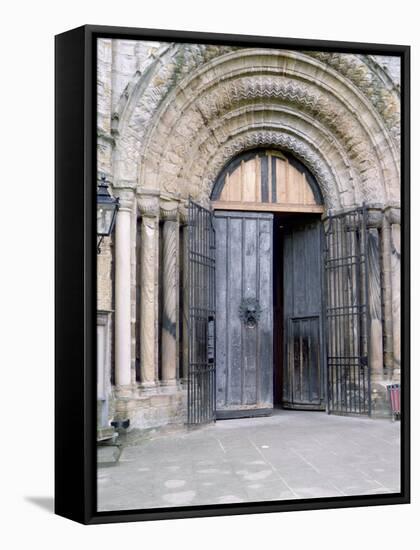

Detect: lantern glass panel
[97, 204, 115, 236]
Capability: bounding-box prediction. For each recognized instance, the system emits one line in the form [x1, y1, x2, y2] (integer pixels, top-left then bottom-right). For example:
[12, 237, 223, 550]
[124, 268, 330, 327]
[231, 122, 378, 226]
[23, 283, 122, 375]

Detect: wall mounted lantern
[97, 175, 119, 253]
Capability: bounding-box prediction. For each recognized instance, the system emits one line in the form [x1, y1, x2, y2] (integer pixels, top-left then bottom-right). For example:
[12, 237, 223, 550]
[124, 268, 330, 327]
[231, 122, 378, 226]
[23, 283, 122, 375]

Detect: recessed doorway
[210, 149, 325, 419]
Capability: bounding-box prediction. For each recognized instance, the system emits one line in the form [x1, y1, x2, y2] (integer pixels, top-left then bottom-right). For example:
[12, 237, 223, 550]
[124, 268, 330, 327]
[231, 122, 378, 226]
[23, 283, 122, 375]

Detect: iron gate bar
[324, 206, 371, 415]
[187, 199, 216, 425]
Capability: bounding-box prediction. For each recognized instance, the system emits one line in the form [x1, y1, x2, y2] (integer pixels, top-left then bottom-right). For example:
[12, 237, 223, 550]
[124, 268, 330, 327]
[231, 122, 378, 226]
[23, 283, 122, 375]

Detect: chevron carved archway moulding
[100, 42, 400, 211]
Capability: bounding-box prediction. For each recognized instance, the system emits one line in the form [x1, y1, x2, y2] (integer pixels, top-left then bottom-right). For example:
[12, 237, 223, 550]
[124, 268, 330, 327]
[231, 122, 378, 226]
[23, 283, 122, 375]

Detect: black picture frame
[55, 24, 410, 525]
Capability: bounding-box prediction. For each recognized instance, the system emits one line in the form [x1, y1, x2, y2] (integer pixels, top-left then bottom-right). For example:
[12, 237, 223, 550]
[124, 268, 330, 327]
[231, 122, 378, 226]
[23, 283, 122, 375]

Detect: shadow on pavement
[25, 496, 54, 514]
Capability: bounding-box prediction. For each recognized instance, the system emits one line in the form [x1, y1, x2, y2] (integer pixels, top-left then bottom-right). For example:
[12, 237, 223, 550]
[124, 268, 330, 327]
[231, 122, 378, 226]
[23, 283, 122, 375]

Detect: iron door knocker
[239, 297, 262, 328]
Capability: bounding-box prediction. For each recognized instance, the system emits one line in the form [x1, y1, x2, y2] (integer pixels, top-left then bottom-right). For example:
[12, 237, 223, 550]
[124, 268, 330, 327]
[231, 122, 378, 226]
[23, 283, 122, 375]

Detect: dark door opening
[273, 213, 325, 411]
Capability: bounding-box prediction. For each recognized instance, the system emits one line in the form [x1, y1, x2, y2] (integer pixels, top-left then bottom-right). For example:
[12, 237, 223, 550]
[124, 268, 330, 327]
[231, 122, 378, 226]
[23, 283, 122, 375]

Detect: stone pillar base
[160, 379, 182, 394]
[139, 381, 159, 394]
[370, 381, 393, 418]
[114, 384, 135, 399]
[118, 387, 186, 434]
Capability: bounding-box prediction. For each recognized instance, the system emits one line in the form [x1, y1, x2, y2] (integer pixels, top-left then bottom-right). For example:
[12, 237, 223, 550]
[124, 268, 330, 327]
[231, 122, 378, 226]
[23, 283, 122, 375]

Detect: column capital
[114, 188, 135, 212]
[384, 205, 401, 225]
[138, 195, 160, 218]
[178, 201, 189, 225]
[160, 200, 179, 221]
[365, 207, 383, 229]
[119, 199, 134, 212]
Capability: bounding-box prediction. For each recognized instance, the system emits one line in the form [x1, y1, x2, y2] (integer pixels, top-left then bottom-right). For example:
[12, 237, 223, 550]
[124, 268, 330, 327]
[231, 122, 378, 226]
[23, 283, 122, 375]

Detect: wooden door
[214, 211, 273, 418]
[283, 219, 325, 409]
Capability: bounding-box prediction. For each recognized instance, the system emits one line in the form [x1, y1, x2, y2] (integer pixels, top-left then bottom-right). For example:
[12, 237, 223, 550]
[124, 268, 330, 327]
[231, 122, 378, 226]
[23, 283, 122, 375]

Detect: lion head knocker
[239, 297, 261, 328]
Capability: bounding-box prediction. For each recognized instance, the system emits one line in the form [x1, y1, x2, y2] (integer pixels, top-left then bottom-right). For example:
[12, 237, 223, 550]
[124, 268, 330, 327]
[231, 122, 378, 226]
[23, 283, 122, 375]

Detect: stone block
[97, 445, 121, 464]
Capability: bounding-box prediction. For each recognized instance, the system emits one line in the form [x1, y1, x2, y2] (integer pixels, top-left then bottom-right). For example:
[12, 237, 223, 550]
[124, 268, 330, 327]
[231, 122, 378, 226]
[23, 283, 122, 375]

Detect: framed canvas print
[55, 25, 410, 524]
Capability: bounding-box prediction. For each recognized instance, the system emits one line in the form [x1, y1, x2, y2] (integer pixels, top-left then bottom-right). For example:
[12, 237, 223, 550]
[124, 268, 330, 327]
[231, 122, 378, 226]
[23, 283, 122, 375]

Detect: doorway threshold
[216, 408, 273, 420]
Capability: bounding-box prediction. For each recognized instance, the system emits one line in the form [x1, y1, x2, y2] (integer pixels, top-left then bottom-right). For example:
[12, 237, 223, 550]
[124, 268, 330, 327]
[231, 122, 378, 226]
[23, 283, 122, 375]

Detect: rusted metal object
[387, 384, 401, 421]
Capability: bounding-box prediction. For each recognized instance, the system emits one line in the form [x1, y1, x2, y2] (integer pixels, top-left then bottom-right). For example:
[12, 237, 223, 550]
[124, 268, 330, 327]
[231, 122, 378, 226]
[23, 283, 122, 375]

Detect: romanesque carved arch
[114, 47, 400, 210]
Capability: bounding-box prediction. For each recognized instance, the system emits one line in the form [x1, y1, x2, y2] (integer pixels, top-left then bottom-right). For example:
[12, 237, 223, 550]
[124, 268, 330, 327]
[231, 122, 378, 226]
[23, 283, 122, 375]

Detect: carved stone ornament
[385, 206, 401, 225]
[239, 297, 262, 329]
[178, 203, 189, 225]
[160, 201, 179, 221]
[138, 196, 160, 218]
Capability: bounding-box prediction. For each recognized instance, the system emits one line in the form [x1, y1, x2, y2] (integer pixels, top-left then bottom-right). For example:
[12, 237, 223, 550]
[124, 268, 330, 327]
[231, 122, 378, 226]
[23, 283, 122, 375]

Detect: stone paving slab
[97, 410, 400, 511]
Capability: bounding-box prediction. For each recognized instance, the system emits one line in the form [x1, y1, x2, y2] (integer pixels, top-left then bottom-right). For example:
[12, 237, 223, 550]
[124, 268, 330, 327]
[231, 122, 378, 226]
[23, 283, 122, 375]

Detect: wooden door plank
[242, 159, 257, 202]
[227, 215, 243, 406]
[261, 155, 269, 202]
[213, 215, 228, 409]
[243, 217, 258, 404]
[258, 217, 274, 406]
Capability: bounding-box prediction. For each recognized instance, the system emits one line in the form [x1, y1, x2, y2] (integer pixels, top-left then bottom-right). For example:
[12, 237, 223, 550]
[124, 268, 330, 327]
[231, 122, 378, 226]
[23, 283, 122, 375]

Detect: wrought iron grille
[187, 199, 216, 424]
[324, 207, 371, 415]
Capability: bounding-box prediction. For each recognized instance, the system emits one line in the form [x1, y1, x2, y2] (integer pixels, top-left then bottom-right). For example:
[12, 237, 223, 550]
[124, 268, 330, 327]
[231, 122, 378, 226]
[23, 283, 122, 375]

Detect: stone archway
[98, 41, 401, 429]
[207, 146, 327, 417]
[124, 48, 400, 211]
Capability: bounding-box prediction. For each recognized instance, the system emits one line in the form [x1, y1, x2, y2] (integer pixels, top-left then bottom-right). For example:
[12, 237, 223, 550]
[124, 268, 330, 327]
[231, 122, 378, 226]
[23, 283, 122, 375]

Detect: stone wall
[96, 39, 401, 433]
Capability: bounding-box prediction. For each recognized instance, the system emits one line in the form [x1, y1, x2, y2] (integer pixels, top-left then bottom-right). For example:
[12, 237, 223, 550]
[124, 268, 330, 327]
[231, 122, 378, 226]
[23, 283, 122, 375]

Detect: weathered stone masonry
[96, 39, 401, 433]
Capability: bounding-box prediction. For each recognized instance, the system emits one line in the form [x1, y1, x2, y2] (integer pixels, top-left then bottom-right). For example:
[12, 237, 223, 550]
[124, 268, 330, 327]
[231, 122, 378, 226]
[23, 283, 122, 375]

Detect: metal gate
[324, 207, 371, 415]
[187, 199, 216, 424]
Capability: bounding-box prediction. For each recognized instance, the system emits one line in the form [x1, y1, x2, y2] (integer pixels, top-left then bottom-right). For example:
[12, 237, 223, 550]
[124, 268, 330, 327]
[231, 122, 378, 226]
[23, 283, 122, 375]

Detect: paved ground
[97, 410, 400, 511]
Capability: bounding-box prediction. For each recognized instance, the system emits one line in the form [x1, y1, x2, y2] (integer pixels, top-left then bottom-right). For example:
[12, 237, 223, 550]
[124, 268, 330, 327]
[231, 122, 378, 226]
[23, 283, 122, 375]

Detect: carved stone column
[367, 225, 384, 383]
[381, 212, 394, 378]
[365, 209, 384, 383]
[387, 207, 401, 381]
[114, 195, 133, 391]
[138, 195, 160, 390]
[179, 204, 189, 383]
[160, 201, 180, 387]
